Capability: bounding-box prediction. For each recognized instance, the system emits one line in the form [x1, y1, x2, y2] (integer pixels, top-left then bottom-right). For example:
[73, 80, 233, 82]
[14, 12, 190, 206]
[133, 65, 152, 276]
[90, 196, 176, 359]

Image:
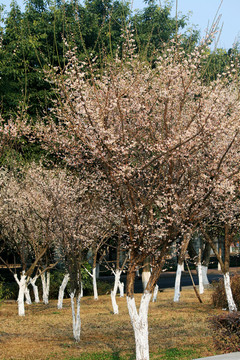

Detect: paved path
[194, 353, 240, 359]
[100, 267, 240, 293]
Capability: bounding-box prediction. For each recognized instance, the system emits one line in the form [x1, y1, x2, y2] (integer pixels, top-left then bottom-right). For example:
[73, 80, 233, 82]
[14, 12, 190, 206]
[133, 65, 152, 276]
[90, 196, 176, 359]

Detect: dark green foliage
[0, 282, 3, 301]
[0, 280, 18, 300]
[209, 312, 240, 352]
[0, 0, 198, 122]
[0, 269, 112, 301]
[212, 274, 240, 309]
[97, 280, 113, 295]
[48, 270, 66, 299]
[49, 265, 93, 299]
[133, 0, 187, 58]
[203, 47, 240, 83]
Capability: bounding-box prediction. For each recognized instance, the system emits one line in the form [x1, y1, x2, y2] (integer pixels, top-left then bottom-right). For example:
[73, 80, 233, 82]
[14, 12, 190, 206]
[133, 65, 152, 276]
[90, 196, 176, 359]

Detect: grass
[0, 288, 224, 360]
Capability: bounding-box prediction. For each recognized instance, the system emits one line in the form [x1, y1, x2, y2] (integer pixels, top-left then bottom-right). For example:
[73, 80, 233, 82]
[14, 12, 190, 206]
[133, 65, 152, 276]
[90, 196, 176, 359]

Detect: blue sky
[1, 0, 239, 50]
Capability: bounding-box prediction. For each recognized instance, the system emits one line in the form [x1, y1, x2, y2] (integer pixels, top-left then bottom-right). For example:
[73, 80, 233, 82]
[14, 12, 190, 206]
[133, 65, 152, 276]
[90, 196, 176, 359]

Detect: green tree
[0, 0, 24, 117]
[0, 0, 199, 121]
[132, 0, 196, 59]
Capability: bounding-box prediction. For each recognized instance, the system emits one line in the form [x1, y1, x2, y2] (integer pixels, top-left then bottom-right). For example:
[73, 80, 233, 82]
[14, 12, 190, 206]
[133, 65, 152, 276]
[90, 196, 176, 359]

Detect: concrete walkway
[194, 353, 240, 360]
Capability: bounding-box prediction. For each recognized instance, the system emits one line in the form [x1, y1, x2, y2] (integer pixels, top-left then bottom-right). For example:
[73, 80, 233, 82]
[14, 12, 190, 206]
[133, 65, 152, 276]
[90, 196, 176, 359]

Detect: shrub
[0, 281, 17, 300]
[97, 280, 113, 295]
[209, 312, 240, 352]
[49, 270, 66, 299]
[49, 265, 93, 299]
[212, 274, 240, 309]
[0, 282, 3, 301]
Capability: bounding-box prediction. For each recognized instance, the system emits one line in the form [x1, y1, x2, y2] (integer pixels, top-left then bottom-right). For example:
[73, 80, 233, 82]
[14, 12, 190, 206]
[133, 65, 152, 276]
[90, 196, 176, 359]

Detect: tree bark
[70, 291, 81, 342]
[142, 258, 151, 291]
[119, 281, 124, 297]
[202, 265, 209, 286]
[111, 269, 121, 314]
[202, 242, 211, 286]
[92, 266, 98, 300]
[24, 286, 32, 305]
[41, 271, 50, 304]
[57, 273, 70, 309]
[197, 263, 204, 294]
[14, 272, 27, 316]
[30, 276, 40, 303]
[152, 284, 158, 302]
[223, 272, 237, 312]
[127, 292, 152, 360]
[174, 263, 182, 302]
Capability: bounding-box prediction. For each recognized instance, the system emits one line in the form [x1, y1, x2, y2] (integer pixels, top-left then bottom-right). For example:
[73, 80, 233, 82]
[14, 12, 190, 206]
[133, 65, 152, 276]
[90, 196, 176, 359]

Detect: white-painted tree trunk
[174, 264, 182, 302]
[92, 267, 98, 300]
[223, 272, 237, 312]
[41, 271, 50, 304]
[152, 284, 159, 302]
[14, 273, 27, 316]
[114, 270, 121, 293]
[142, 271, 151, 291]
[114, 269, 124, 297]
[57, 273, 70, 309]
[111, 290, 119, 314]
[127, 292, 152, 360]
[70, 291, 81, 342]
[197, 263, 204, 294]
[119, 281, 124, 297]
[80, 282, 83, 298]
[24, 286, 32, 305]
[202, 265, 209, 286]
[30, 276, 40, 303]
[111, 269, 121, 314]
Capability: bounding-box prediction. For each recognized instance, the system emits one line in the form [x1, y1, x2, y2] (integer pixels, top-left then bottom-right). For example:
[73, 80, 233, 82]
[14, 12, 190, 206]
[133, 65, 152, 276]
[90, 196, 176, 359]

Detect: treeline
[0, 0, 197, 120]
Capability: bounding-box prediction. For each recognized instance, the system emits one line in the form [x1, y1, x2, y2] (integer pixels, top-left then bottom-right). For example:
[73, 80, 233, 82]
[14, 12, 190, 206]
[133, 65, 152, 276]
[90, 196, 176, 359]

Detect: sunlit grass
[0, 288, 222, 359]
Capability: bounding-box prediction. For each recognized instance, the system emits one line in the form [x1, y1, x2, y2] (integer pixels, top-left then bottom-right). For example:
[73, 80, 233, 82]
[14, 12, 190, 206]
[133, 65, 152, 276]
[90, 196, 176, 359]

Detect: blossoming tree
[0, 166, 57, 315]
[5, 30, 240, 358]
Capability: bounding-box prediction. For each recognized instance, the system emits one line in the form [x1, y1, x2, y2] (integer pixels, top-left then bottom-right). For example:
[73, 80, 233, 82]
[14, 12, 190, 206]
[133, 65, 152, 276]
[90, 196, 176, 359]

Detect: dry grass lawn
[0, 288, 223, 360]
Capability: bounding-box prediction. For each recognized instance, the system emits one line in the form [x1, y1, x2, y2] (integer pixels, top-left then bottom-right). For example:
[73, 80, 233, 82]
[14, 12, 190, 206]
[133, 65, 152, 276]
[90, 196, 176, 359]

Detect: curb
[194, 353, 240, 360]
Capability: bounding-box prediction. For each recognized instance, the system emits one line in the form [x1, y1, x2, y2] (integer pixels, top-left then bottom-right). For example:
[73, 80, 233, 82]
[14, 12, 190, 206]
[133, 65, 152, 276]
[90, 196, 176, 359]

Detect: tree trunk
[197, 263, 204, 294]
[142, 258, 151, 291]
[174, 263, 182, 302]
[202, 265, 209, 286]
[111, 269, 121, 314]
[41, 271, 50, 304]
[202, 242, 211, 286]
[127, 292, 152, 360]
[152, 284, 158, 302]
[14, 273, 27, 316]
[80, 282, 83, 298]
[58, 273, 70, 309]
[111, 290, 119, 315]
[24, 286, 32, 305]
[119, 281, 124, 297]
[142, 271, 151, 291]
[70, 291, 81, 342]
[223, 272, 237, 312]
[92, 267, 98, 300]
[30, 276, 40, 303]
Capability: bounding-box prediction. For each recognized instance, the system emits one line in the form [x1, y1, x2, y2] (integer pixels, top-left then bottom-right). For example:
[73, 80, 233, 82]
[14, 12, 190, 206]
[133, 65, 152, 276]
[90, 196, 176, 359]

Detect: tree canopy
[0, 0, 198, 120]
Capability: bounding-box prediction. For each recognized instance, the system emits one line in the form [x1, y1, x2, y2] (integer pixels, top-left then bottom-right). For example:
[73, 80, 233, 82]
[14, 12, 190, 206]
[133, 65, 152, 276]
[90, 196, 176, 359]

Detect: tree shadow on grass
[109, 351, 135, 360]
[65, 351, 135, 360]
